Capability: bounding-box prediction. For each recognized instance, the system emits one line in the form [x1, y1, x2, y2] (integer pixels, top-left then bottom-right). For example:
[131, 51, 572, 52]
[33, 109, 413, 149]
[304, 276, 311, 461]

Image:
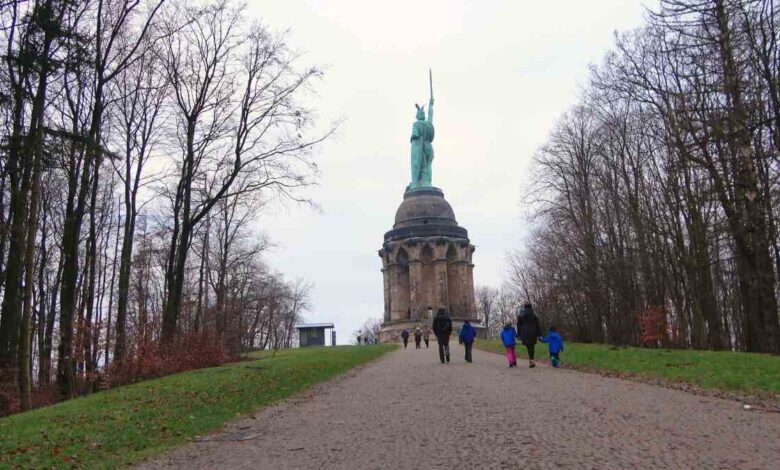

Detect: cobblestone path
[138, 345, 780, 469]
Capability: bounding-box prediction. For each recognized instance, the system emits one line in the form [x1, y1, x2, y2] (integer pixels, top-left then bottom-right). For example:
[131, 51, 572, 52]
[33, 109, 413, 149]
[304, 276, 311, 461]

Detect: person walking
[517, 303, 542, 368]
[459, 320, 477, 363]
[423, 327, 430, 348]
[500, 322, 518, 367]
[414, 327, 422, 349]
[540, 326, 564, 368]
[432, 308, 453, 363]
[401, 329, 410, 349]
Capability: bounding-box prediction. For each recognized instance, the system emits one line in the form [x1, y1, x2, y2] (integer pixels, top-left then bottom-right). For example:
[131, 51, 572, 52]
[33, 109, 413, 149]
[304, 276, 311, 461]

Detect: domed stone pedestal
[378, 187, 482, 343]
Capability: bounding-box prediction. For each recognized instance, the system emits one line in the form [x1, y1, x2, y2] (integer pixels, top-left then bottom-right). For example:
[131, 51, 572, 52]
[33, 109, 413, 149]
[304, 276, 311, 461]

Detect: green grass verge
[0, 345, 395, 469]
[474, 340, 780, 395]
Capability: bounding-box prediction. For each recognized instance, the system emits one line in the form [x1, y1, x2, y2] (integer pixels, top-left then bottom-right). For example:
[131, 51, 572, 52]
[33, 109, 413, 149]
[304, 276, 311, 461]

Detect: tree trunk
[36, 198, 49, 385]
[714, 0, 779, 353]
[18, 156, 43, 410]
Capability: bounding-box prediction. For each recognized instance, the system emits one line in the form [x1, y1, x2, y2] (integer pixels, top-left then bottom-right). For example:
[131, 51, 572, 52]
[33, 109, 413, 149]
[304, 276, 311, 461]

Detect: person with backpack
[401, 329, 410, 349]
[432, 308, 453, 363]
[540, 326, 564, 368]
[517, 303, 542, 368]
[459, 320, 477, 363]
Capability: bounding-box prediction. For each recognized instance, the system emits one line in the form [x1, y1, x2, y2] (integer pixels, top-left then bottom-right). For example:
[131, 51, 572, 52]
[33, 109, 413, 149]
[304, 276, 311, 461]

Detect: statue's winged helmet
[414, 103, 425, 121]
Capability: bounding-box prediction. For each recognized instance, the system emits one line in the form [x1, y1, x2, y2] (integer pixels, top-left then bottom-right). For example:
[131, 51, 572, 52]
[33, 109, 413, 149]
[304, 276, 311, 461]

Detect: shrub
[105, 329, 230, 387]
[637, 306, 668, 347]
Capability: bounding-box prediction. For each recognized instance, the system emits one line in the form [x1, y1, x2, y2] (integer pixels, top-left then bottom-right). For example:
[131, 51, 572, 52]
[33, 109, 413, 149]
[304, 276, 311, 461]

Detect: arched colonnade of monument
[379, 237, 475, 324]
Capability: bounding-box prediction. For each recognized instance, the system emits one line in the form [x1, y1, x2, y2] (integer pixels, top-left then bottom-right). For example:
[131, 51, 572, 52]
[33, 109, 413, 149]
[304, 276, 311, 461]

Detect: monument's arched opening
[421, 244, 435, 313]
[446, 244, 459, 316]
[392, 247, 411, 321]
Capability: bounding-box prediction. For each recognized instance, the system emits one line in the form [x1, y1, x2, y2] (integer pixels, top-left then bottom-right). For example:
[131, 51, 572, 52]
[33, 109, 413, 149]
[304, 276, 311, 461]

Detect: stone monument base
[378, 186, 482, 344]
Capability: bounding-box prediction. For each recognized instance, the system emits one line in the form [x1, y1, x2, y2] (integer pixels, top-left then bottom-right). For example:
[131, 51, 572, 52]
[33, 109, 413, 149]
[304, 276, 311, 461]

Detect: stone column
[451, 263, 468, 317]
[379, 249, 391, 323]
[382, 267, 391, 323]
[405, 243, 422, 320]
[433, 242, 449, 310]
[409, 259, 423, 320]
[466, 245, 476, 315]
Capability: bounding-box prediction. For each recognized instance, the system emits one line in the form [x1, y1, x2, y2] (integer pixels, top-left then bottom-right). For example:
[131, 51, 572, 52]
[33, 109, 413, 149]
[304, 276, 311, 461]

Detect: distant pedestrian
[432, 308, 453, 363]
[401, 329, 409, 349]
[500, 322, 518, 368]
[423, 328, 430, 348]
[357, 336, 362, 345]
[517, 303, 542, 368]
[459, 320, 477, 363]
[414, 327, 422, 349]
[540, 326, 564, 368]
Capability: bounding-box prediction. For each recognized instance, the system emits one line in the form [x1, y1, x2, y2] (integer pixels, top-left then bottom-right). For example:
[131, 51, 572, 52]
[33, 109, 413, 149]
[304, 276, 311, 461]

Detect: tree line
[0, 0, 326, 415]
[504, 0, 779, 353]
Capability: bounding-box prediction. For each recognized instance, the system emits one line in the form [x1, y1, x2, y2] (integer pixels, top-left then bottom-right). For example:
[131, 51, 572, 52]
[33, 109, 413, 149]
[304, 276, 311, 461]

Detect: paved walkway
[138, 345, 780, 469]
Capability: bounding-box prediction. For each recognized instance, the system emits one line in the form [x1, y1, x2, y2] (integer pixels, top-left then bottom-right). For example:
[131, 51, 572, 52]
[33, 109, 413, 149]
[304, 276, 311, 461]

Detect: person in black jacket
[401, 329, 410, 349]
[432, 308, 453, 364]
[517, 303, 542, 368]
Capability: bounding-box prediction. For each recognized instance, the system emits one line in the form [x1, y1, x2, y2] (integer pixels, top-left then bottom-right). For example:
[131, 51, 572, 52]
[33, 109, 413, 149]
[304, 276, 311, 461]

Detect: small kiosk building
[295, 323, 335, 347]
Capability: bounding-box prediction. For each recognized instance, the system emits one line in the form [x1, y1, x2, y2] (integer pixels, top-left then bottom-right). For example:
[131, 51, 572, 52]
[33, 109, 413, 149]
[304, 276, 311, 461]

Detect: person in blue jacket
[540, 326, 564, 367]
[500, 323, 518, 367]
[400, 329, 409, 349]
[459, 320, 477, 363]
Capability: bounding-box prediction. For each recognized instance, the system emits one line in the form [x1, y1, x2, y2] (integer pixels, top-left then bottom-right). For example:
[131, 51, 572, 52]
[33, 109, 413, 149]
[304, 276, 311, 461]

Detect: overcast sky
[246, 0, 649, 343]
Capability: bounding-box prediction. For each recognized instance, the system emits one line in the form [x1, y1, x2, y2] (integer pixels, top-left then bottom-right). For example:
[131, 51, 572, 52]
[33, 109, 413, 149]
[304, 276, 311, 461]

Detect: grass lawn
[474, 340, 780, 396]
[0, 345, 394, 469]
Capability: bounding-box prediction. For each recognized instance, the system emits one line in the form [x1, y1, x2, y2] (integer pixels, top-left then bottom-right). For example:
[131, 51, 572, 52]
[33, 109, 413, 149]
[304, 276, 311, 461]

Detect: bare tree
[515, 0, 780, 352]
[158, 1, 331, 343]
[475, 286, 499, 337]
[0, 0, 325, 416]
[109, 40, 167, 365]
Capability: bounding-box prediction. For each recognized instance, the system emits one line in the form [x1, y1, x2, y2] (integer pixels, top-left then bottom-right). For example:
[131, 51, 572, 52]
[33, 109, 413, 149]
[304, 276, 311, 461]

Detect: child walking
[540, 326, 564, 367]
[500, 323, 517, 367]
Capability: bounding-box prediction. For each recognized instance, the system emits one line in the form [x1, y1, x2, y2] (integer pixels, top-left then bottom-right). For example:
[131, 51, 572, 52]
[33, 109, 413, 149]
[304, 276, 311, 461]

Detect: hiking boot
[529, 361, 536, 368]
[446, 353, 450, 363]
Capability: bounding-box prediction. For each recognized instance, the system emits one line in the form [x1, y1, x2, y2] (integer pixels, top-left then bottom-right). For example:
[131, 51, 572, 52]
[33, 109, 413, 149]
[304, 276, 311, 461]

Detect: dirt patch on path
[137, 345, 780, 469]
